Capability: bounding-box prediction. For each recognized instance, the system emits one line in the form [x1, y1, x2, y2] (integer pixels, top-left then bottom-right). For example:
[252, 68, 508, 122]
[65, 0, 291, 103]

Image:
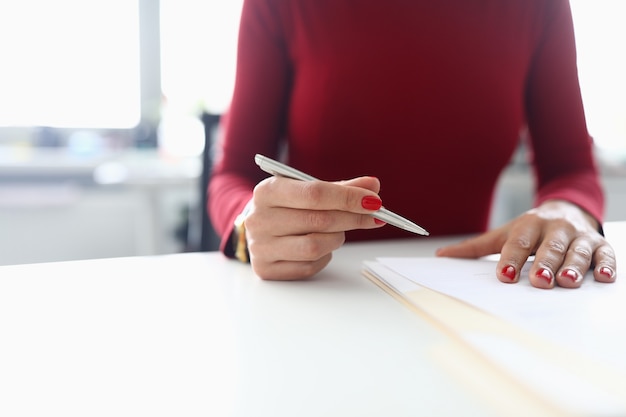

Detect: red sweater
[209, 0, 604, 255]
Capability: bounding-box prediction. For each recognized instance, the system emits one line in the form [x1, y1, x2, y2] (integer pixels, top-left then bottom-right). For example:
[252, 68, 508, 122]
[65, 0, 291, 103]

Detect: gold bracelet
[233, 202, 252, 263]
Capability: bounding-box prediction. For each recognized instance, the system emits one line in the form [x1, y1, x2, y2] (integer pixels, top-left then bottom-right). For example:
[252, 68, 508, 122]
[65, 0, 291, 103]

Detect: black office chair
[198, 112, 222, 251]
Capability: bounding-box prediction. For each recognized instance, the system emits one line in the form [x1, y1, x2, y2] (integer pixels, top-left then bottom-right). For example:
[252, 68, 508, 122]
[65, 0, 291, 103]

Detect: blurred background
[0, 0, 624, 266]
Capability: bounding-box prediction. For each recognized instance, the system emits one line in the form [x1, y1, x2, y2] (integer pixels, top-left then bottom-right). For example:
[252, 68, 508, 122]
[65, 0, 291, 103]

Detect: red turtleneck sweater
[208, 0, 603, 256]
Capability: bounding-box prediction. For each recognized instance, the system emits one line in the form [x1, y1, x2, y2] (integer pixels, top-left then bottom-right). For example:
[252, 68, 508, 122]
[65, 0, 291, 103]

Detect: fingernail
[599, 266, 614, 280]
[361, 196, 382, 211]
[536, 268, 553, 285]
[374, 218, 386, 225]
[560, 269, 580, 283]
[501, 265, 516, 281]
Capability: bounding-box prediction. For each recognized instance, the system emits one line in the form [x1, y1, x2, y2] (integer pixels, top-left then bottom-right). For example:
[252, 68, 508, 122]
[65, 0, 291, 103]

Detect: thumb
[436, 229, 505, 259]
[337, 176, 381, 194]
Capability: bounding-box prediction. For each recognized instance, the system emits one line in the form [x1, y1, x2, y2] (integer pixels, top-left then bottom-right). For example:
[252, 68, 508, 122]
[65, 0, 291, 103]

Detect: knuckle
[304, 211, 334, 230]
[297, 236, 325, 259]
[244, 212, 268, 237]
[356, 214, 374, 229]
[252, 178, 272, 201]
[553, 218, 576, 233]
[298, 262, 324, 279]
[509, 235, 533, 251]
[596, 245, 617, 262]
[300, 182, 324, 206]
[243, 211, 259, 230]
[338, 186, 362, 211]
[251, 260, 274, 281]
[246, 239, 266, 260]
[545, 239, 567, 256]
[298, 233, 344, 260]
[344, 192, 354, 211]
[298, 235, 325, 259]
[255, 268, 275, 281]
[345, 190, 364, 212]
[571, 245, 592, 259]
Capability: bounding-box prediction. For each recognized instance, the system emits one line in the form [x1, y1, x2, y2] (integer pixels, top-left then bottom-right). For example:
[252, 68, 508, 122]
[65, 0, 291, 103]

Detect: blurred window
[0, 0, 623, 156]
[0, 0, 140, 129]
[159, 0, 243, 115]
[570, 0, 626, 153]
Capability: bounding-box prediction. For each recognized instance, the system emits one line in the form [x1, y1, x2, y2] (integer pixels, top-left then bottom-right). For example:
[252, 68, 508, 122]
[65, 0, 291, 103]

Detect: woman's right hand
[243, 175, 386, 280]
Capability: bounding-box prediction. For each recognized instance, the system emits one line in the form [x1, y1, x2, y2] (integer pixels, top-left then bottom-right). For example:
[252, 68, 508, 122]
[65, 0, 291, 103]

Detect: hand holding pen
[240, 154, 428, 281]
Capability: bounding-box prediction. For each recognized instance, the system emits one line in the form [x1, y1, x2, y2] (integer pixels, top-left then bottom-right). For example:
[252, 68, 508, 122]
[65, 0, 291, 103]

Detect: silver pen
[254, 154, 429, 236]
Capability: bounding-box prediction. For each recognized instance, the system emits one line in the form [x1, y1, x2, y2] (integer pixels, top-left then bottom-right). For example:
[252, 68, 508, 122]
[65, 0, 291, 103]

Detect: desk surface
[1, 222, 624, 417]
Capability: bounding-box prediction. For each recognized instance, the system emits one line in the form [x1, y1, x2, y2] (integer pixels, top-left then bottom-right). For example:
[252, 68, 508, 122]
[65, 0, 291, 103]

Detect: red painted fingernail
[501, 265, 516, 281]
[599, 267, 614, 279]
[560, 269, 580, 283]
[374, 218, 386, 225]
[536, 268, 553, 285]
[361, 196, 382, 211]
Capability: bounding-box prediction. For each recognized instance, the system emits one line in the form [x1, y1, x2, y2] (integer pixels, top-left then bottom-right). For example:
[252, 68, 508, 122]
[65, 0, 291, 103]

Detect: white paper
[366, 257, 626, 416]
[372, 257, 626, 373]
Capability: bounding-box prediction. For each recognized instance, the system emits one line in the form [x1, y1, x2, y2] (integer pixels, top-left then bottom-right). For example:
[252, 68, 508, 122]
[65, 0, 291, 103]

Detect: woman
[208, 0, 617, 286]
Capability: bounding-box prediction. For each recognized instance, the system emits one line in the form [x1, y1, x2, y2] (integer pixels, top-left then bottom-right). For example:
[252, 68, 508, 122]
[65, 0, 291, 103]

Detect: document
[363, 257, 626, 417]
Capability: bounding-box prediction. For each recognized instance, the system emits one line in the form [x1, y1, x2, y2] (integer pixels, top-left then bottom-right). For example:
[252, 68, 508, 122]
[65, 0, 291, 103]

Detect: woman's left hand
[435, 200, 617, 289]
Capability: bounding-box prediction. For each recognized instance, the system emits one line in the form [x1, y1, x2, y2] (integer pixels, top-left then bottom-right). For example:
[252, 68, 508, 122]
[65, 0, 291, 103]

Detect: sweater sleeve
[207, 0, 292, 255]
[524, 0, 604, 223]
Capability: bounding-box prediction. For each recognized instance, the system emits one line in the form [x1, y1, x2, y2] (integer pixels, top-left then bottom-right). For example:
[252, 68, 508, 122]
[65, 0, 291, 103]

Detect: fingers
[253, 255, 334, 281]
[550, 234, 593, 288]
[498, 213, 617, 289]
[249, 232, 343, 280]
[254, 176, 382, 214]
[339, 176, 381, 194]
[525, 223, 618, 289]
[246, 177, 385, 238]
[435, 229, 506, 259]
[247, 206, 383, 237]
[492, 221, 542, 285]
[527, 226, 574, 289]
[436, 221, 540, 285]
[246, 175, 385, 280]
[592, 242, 617, 283]
[438, 201, 618, 289]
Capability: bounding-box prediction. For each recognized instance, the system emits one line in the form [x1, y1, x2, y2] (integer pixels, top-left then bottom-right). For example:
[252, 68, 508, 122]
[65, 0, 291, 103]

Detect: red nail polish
[536, 268, 553, 285]
[501, 265, 516, 281]
[599, 267, 614, 279]
[560, 269, 580, 283]
[374, 218, 386, 225]
[361, 196, 382, 211]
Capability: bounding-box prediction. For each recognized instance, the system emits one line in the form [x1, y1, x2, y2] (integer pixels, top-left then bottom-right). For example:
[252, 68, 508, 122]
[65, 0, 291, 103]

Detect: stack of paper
[363, 257, 626, 417]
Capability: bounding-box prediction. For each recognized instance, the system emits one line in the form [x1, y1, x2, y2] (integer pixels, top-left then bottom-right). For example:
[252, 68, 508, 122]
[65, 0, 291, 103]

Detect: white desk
[1, 223, 624, 417]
